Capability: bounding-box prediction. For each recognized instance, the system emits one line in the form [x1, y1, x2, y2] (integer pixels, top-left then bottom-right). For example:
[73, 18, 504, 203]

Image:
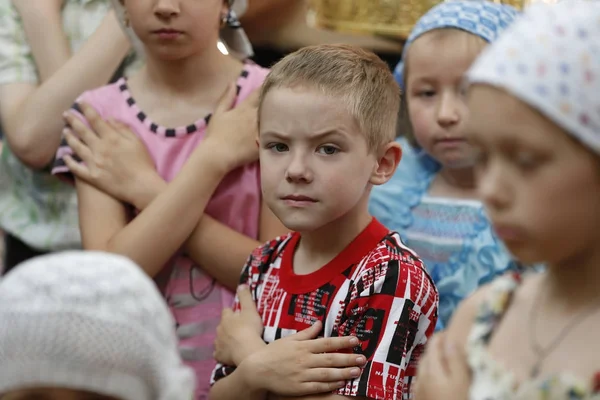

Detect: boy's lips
[281, 195, 317, 207]
[282, 195, 317, 202]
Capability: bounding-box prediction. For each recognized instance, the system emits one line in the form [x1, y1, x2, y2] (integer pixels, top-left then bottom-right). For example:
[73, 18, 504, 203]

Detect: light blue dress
[369, 137, 519, 331]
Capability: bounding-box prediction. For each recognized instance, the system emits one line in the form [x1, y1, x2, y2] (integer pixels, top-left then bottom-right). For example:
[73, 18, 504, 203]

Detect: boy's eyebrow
[260, 129, 348, 140]
[259, 131, 287, 140]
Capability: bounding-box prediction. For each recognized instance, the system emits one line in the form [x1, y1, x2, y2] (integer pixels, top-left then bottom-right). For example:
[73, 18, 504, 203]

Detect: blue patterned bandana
[394, 0, 519, 86]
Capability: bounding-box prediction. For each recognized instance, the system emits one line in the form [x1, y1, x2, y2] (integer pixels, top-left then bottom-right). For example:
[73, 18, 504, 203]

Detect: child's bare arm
[74, 140, 230, 277]
[0, 9, 130, 169]
[209, 367, 268, 400]
[183, 203, 288, 289]
[106, 173, 286, 289]
[12, 0, 70, 82]
[76, 179, 129, 257]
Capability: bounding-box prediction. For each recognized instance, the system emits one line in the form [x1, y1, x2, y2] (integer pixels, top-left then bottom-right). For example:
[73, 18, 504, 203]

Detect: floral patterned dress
[467, 273, 600, 400]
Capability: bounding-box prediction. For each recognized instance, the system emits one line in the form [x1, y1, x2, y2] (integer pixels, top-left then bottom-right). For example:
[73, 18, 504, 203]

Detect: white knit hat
[466, 0, 600, 155]
[0, 251, 195, 400]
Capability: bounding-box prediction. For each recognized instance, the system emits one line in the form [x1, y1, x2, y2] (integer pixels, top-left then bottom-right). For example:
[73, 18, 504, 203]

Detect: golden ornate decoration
[308, 0, 544, 40]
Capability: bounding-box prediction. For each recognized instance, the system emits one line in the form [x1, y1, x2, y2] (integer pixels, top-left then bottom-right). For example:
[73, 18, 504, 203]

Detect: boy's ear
[370, 141, 402, 186]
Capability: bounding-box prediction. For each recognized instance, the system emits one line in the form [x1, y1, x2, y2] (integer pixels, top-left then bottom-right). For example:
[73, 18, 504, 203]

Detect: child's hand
[239, 321, 367, 396]
[63, 103, 162, 208]
[413, 332, 471, 400]
[214, 285, 265, 366]
[202, 83, 260, 172]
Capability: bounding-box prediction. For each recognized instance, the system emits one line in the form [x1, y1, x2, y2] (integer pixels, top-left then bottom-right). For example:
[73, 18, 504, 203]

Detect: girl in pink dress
[52, 0, 288, 397]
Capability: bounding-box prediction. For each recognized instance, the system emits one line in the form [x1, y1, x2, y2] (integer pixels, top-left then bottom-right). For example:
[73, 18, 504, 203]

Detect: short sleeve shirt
[211, 219, 439, 400]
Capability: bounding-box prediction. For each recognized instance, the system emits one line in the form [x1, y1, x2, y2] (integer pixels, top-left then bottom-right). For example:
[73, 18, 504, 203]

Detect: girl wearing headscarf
[369, 0, 521, 331]
[415, 1, 600, 398]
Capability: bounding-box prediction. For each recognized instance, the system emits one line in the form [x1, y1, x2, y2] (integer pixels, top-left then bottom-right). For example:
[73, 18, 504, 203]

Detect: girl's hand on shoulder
[414, 332, 471, 400]
[63, 102, 161, 208]
[201, 83, 260, 172]
[239, 321, 367, 397]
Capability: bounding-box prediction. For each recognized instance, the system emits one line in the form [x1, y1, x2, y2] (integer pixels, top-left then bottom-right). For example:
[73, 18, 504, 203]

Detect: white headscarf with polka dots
[466, 0, 600, 154]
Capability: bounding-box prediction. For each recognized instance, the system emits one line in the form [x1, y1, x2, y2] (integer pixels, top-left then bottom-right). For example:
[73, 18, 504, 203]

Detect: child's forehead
[261, 86, 352, 117]
[466, 85, 568, 151]
[409, 29, 486, 60]
[414, 28, 486, 46]
[259, 93, 364, 137]
[406, 30, 485, 80]
[259, 84, 387, 150]
[265, 84, 340, 101]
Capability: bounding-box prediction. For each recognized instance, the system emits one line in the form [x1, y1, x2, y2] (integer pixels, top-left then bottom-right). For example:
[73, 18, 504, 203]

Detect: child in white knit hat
[414, 1, 600, 399]
[0, 251, 195, 400]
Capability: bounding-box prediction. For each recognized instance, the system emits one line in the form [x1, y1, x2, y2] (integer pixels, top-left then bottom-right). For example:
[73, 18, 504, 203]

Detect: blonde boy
[210, 44, 438, 400]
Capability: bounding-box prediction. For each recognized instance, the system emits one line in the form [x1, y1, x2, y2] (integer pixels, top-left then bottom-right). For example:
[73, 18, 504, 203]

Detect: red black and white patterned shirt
[211, 219, 438, 400]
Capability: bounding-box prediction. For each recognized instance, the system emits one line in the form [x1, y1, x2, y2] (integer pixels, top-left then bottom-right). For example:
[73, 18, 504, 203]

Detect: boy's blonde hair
[259, 44, 400, 152]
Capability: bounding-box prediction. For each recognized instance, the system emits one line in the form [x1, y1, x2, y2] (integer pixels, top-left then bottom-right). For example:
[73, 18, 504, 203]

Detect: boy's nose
[285, 154, 313, 183]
